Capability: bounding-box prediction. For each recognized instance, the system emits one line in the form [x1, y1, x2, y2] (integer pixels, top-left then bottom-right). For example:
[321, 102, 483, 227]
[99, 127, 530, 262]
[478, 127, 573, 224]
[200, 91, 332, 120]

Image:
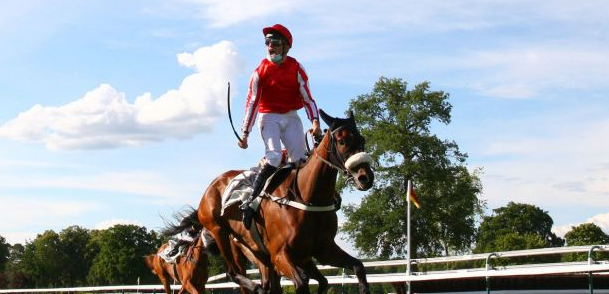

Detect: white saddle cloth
[220, 170, 258, 216]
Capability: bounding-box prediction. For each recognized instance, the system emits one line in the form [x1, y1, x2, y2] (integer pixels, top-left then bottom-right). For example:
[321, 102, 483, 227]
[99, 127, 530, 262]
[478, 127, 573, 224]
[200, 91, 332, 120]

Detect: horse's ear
[319, 109, 334, 128]
[347, 110, 354, 119]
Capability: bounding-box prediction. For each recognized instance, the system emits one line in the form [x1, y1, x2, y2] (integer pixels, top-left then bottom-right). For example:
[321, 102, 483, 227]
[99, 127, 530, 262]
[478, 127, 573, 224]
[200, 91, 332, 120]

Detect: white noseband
[344, 152, 373, 171]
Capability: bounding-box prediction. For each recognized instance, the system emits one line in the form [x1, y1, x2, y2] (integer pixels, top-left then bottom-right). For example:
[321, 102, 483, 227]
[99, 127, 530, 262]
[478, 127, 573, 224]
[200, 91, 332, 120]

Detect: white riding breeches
[259, 111, 306, 167]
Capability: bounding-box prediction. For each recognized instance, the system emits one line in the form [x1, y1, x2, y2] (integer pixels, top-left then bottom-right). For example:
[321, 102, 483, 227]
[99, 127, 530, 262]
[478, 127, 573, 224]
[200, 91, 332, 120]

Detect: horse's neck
[296, 139, 338, 205]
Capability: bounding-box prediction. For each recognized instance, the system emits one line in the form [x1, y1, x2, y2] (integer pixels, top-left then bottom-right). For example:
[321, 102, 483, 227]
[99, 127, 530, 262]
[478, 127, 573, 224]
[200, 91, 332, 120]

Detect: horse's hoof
[254, 284, 266, 294]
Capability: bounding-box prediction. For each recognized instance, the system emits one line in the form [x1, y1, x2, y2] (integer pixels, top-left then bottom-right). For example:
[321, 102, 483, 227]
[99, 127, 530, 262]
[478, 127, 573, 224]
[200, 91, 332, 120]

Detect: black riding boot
[241, 163, 277, 229]
[169, 240, 186, 257]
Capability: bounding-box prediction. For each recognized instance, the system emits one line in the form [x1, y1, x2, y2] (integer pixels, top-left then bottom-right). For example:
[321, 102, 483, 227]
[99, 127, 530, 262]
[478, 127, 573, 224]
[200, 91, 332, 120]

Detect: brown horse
[144, 237, 208, 294]
[194, 109, 374, 294]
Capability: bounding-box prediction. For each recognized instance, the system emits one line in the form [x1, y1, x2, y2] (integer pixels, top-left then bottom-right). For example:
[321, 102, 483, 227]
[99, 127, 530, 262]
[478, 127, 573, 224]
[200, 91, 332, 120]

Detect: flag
[408, 184, 421, 209]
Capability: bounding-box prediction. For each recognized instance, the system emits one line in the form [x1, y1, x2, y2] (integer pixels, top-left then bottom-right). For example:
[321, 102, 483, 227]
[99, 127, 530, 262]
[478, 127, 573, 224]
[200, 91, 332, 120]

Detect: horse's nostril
[357, 175, 369, 184]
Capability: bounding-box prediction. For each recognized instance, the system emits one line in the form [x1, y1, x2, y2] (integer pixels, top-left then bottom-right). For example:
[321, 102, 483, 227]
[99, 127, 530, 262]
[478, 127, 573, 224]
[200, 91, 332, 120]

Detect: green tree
[474, 202, 564, 254]
[491, 232, 547, 252]
[0, 235, 8, 272]
[564, 223, 609, 246]
[87, 224, 159, 285]
[342, 77, 485, 258]
[5, 243, 32, 289]
[0, 235, 9, 287]
[58, 226, 91, 286]
[20, 230, 68, 287]
[562, 223, 609, 262]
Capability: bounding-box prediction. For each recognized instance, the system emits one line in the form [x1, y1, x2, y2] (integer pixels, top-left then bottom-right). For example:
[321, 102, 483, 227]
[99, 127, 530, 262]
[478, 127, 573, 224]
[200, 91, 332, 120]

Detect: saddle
[220, 164, 294, 216]
[159, 240, 186, 263]
[262, 164, 293, 195]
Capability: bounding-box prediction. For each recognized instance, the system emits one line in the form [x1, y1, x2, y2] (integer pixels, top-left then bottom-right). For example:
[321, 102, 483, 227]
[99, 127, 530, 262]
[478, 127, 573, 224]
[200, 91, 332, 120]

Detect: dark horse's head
[319, 109, 374, 191]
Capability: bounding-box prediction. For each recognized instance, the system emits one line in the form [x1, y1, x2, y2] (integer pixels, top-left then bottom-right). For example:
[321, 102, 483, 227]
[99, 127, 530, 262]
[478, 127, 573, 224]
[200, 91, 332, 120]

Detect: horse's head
[319, 109, 374, 191]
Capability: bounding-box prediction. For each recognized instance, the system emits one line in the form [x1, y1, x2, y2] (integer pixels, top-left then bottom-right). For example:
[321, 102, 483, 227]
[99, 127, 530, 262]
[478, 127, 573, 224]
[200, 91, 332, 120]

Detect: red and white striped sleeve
[241, 70, 262, 134]
[297, 63, 319, 121]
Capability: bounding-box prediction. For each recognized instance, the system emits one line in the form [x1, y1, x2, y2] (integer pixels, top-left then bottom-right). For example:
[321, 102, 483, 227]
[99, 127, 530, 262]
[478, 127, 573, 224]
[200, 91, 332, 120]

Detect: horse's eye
[337, 139, 345, 145]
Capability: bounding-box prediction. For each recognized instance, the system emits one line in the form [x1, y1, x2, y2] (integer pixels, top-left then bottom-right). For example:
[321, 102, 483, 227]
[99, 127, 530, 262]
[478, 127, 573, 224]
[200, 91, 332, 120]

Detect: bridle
[313, 125, 372, 185]
[314, 126, 349, 171]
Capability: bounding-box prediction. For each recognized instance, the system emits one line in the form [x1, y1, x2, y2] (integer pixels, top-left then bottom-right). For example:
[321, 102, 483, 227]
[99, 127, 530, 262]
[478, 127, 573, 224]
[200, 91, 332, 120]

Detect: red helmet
[263, 24, 293, 47]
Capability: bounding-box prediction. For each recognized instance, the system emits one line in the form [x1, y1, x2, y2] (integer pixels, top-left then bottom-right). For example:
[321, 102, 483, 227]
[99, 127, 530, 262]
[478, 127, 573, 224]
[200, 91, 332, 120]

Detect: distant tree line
[0, 224, 163, 288]
[1, 205, 607, 289]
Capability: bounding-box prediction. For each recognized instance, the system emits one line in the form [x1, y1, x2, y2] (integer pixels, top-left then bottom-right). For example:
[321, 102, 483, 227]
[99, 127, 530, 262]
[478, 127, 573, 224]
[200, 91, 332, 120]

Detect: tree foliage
[10, 227, 94, 288]
[87, 224, 160, 285]
[341, 77, 485, 258]
[474, 201, 564, 254]
[562, 223, 609, 262]
[0, 236, 9, 287]
[4, 243, 31, 289]
[20, 230, 67, 287]
[1, 225, 162, 289]
[564, 223, 609, 246]
[58, 226, 92, 286]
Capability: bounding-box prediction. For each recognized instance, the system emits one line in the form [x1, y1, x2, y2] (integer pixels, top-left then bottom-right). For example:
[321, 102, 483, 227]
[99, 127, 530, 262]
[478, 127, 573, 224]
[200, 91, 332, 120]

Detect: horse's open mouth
[355, 173, 374, 191]
[350, 165, 374, 191]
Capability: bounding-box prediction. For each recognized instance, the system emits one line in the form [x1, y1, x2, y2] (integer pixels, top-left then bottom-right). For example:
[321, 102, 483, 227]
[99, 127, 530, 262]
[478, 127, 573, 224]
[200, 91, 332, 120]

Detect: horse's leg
[273, 251, 310, 294]
[160, 273, 172, 294]
[237, 241, 280, 294]
[159, 278, 171, 294]
[314, 243, 370, 294]
[230, 239, 254, 294]
[256, 263, 284, 294]
[179, 263, 201, 294]
[301, 260, 327, 294]
[266, 267, 283, 294]
[157, 261, 174, 294]
[210, 227, 264, 294]
[181, 280, 202, 294]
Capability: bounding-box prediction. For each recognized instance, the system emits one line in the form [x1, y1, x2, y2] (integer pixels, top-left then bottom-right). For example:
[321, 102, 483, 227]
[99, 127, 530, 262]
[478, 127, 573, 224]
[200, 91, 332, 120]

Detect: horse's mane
[160, 206, 201, 237]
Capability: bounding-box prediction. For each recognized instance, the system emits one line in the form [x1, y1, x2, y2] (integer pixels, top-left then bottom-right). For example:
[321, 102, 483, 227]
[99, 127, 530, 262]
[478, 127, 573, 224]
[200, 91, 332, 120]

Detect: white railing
[1, 245, 607, 293]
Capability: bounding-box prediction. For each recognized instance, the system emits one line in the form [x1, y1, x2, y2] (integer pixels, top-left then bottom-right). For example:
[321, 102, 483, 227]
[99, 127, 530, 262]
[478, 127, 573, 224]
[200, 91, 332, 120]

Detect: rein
[185, 243, 202, 263]
[313, 126, 373, 187]
[314, 126, 354, 180]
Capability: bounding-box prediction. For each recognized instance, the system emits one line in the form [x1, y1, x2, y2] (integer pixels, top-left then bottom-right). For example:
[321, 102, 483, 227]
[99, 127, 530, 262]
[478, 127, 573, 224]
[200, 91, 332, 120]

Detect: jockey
[238, 24, 322, 229]
[168, 225, 199, 257]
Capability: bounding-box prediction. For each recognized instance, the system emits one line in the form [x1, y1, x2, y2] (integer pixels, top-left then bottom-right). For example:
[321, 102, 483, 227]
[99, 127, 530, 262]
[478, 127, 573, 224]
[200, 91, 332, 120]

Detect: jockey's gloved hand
[238, 133, 249, 149]
[311, 119, 322, 137]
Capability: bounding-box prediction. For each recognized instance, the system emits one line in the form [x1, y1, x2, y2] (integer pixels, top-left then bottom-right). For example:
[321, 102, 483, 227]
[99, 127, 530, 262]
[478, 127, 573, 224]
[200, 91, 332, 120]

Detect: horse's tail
[160, 206, 202, 237]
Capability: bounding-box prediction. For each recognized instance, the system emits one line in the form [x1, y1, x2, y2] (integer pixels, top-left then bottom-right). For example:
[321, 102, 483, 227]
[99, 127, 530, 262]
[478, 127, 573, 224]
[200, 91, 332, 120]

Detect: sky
[1, 0, 609, 256]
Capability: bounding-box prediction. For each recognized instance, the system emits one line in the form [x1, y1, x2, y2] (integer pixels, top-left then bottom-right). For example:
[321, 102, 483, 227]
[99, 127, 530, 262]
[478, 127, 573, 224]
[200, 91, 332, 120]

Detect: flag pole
[407, 179, 412, 294]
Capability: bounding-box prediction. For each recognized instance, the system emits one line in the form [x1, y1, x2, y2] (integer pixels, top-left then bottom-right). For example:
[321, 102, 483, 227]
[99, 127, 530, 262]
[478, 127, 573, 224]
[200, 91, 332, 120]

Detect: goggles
[265, 38, 282, 47]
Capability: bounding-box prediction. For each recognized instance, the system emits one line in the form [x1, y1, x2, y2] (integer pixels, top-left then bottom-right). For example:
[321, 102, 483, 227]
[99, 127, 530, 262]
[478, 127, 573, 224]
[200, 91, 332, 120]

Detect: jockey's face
[265, 36, 288, 64]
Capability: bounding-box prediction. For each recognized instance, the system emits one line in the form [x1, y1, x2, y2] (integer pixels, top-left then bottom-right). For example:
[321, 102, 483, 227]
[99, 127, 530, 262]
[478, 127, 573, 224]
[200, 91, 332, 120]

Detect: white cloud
[479, 117, 609, 205]
[553, 211, 609, 238]
[174, 0, 301, 28]
[0, 41, 245, 150]
[94, 219, 143, 230]
[165, 0, 609, 33]
[1, 232, 37, 246]
[0, 170, 197, 199]
[588, 212, 609, 235]
[434, 45, 609, 99]
[0, 197, 100, 231]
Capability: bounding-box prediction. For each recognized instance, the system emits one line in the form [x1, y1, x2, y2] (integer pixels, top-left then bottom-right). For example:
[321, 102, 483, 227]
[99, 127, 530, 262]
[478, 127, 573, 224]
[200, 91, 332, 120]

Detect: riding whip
[226, 82, 244, 144]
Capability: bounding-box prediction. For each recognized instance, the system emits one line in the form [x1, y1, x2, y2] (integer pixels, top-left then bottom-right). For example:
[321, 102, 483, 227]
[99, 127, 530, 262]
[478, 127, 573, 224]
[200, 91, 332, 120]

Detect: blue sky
[1, 0, 609, 254]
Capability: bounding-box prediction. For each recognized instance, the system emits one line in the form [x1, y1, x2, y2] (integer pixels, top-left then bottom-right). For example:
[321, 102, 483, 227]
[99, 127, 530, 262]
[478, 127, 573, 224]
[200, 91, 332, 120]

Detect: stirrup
[240, 199, 252, 211]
